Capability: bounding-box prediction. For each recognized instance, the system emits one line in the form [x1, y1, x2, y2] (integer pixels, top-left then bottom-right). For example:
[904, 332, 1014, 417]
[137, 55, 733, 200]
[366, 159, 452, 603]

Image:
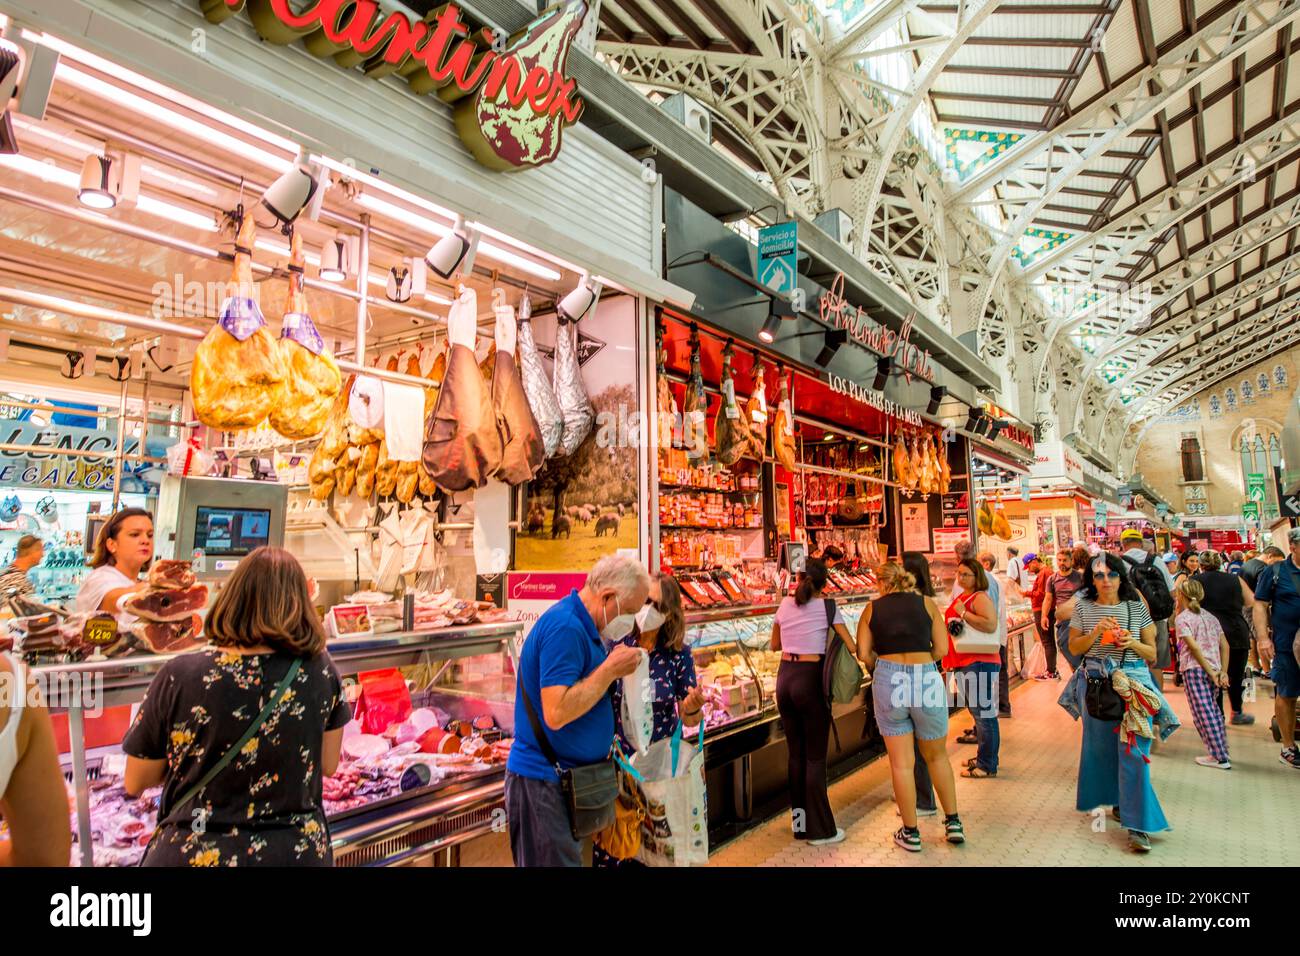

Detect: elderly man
[1253, 529, 1300, 770]
[0, 535, 43, 597]
[505, 554, 649, 865]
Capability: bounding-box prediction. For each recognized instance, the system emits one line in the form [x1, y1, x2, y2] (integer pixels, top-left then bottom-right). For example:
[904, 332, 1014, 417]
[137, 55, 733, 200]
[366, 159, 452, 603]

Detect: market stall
[0, 0, 688, 866]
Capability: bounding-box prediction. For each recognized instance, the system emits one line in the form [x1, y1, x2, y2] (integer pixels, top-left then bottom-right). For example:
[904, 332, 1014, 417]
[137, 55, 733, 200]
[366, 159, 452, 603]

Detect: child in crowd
[1174, 579, 1231, 770]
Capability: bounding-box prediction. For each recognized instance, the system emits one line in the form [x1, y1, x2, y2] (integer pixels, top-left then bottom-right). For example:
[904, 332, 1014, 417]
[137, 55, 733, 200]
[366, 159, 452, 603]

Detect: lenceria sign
[200, 0, 588, 171]
[826, 375, 923, 427]
[818, 274, 935, 384]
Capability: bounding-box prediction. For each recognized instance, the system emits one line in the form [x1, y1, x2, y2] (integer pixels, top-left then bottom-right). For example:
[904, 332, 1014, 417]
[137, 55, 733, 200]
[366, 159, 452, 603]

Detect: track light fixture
[758, 303, 782, 344]
[425, 215, 476, 280]
[319, 234, 349, 282]
[559, 272, 601, 323]
[815, 328, 847, 368]
[78, 153, 118, 209]
[872, 356, 892, 392]
[927, 385, 947, 416]
[987, 418, 1008, 440]
[965, 407, 986, 435]
[256, 160, 320, 231]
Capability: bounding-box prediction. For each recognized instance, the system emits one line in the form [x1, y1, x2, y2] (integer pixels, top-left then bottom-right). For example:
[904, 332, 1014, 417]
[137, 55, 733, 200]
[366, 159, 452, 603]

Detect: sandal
[962, 766, 996, 778]
[956, 731, 978, 744]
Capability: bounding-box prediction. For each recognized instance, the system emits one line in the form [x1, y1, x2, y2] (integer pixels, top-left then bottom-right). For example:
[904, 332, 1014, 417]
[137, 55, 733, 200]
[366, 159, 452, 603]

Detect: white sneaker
[809, 828, 846, 846]
[1194, 755, 1231, 769]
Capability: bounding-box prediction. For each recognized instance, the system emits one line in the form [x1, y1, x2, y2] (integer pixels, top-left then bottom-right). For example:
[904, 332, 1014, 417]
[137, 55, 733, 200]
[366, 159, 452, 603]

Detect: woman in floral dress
[123, 547, 350, 866]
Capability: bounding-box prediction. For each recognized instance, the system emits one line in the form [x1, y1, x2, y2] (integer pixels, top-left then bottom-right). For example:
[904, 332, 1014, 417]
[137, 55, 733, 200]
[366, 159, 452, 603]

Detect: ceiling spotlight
[965, 407, 985, 434]
[927, 384, 947, 416]
[872, 356, 892, 392]
[78, 153, 119, 209]
[824, 432, 836, 442]
[559, 273, 601, 323]
[255, 160, 320, 231]
[987, 418, 1008, 440]
[758, 308, 782, 344]
[815, 328, 847, 368]
[319, 234, 349, 282]
[425, 215, 476, 280]
[1, 41, 22, 156]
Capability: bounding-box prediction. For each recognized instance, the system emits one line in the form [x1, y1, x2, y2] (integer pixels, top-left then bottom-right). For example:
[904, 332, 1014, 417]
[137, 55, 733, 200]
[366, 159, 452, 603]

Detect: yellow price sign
[82, 614, 118, 648]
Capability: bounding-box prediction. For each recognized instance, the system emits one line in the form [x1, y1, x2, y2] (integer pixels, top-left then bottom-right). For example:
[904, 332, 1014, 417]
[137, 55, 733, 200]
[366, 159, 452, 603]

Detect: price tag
[779, 400, 794, 436]
[191, 548, 206, 573]
[82, 614, 118, 648]
[722, 379, 739, 419]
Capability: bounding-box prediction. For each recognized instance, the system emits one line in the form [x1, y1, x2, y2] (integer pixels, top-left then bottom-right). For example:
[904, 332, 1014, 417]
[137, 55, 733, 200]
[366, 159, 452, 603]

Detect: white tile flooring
[710, 671, 1297, 867]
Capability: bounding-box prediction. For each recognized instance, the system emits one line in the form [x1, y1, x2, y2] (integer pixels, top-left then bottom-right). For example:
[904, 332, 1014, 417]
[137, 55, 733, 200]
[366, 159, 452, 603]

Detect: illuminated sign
[200, 0, 588, 171]
[817, 274, 935, 384]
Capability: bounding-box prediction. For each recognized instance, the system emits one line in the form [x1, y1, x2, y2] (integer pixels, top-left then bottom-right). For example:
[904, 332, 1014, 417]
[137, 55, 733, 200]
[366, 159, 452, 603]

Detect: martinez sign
[200, 0, 588, 171]
[818, 273, 935, 384]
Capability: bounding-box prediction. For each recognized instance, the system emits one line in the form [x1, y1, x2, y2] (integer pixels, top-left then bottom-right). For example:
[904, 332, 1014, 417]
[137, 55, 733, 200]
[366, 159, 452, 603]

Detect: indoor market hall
[0, 0, 1297, 928]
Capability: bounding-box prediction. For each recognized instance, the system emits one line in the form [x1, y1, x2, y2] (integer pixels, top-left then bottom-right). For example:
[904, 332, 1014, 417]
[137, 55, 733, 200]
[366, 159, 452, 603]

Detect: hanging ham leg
[488, 304, 545, 484]
[418, 348, 447, 498]
[422, 288, 504, 491]
[773, 373, 796, 472]
[683, 337, 708, 461]
[714, 344, 752, 467]
[517, 296, 564, 458]
[553, 312, 594, 457]
[744, 356, 769, 462]
[191, 214, 286, 430]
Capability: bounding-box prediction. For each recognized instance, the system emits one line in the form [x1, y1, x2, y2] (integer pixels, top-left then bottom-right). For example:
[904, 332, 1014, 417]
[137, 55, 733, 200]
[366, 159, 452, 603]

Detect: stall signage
[1247, 472, 1267, 503]
[506, 571, 587, 637]
[1094, 500, 1108, 525]
[1275, 466, 1300, 518]
[0, 422, 175, 493]
[817, 274, 935, 383]
[757, 222, 798, 292]
[202, 0, 588, 171]
[1241, 501, 1260, 524]
[981, 403, 1034, 454]
[1020, 477, 1031, 502]
[825, 374, 923, 427]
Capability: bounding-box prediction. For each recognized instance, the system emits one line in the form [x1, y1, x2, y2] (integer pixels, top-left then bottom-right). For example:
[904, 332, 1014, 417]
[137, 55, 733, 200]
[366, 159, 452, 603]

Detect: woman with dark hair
[595, 572, 704, 868]
[1193, 550, 1257, 726]
[1066, 552, 1172, 853]
[901, 552, 940, 819]
[943, 559, 1001, 779]
[122, 547, 350, 866]
[1174, 550, 1200, 590]
[771, 558, 855, 846]
[858, 560, 962, 850]
[75, 508, 154, 625]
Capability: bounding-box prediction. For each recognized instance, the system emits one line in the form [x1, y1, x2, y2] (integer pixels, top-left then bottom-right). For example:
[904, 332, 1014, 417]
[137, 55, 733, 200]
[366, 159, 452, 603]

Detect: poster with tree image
[516, 296, 641, 570]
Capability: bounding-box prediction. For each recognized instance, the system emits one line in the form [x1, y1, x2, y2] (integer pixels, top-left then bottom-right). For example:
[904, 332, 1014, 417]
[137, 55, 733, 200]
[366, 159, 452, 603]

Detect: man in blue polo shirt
[1253, 528, 1300, 770]
[505, 554, 650, 866]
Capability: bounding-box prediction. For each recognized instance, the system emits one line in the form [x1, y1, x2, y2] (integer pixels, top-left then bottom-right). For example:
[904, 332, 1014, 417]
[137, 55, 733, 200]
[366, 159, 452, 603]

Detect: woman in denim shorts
[856, 562, 966, 851]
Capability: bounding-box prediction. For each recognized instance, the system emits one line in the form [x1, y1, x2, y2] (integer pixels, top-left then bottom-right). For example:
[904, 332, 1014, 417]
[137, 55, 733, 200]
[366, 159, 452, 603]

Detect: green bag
[821, 598, 864, 705]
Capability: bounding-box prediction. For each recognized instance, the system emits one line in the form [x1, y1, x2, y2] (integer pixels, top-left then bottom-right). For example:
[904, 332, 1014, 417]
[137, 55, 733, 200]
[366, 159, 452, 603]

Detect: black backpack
[1123, 553, 1175, 620]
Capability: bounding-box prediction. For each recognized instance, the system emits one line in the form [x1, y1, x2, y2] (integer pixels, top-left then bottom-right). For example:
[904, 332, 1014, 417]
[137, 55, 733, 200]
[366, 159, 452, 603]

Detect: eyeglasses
[1092, 571, 1121, 580]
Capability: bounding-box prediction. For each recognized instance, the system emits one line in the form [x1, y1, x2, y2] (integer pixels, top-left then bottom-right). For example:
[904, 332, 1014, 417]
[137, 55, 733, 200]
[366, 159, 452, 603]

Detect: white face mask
[600, 593, 637, 642]
[636, 602, 666, 636]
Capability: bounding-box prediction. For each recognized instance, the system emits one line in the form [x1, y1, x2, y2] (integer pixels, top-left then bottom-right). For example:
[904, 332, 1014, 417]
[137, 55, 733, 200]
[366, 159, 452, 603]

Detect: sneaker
[1128, 830, 1151, 853]
[1050, 671, 1062, 681]
[808, 827, 846, 846]
[893, 826, 922, 852]
[1230, 712, 1256, 726]
[944, 816, 965, 844]
[1195, 756, 1232, 770]
[1280, 748, 1300, 770]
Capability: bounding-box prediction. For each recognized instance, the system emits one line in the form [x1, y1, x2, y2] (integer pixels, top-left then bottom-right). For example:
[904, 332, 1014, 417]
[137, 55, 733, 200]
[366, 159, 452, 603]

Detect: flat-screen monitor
[193, 506, 271, 557]
[84, 516, 109, 558]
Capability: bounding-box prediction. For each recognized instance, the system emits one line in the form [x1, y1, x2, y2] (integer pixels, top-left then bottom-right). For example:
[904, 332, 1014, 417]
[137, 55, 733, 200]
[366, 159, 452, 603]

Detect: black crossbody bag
[518, 682, 619, 840]
[1083, 605, 1131, 721]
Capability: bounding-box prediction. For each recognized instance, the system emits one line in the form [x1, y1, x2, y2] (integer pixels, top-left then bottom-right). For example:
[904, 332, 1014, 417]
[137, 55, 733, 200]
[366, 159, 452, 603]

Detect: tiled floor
[710, 671, 1297, 866]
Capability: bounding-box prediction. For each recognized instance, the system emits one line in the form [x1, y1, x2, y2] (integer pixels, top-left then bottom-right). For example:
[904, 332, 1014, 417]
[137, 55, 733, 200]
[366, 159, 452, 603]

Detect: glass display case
[34, 622, 523, 868]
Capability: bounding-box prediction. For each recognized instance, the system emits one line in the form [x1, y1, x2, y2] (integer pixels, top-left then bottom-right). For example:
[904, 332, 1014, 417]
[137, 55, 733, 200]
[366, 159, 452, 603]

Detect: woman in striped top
[1068, 553, 1169, 854]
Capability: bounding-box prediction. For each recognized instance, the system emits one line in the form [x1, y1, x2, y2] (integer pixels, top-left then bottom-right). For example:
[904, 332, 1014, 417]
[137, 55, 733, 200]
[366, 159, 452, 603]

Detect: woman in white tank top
[0, 652, 71, 865]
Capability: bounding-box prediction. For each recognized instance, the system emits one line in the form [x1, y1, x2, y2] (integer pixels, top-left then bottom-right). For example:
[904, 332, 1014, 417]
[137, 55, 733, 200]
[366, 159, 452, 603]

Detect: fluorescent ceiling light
[0, 152, 80, 189]
[134, 195, 216, 232]
[26, 30, 301, 155]
[55, 65, 291, 172]
[314, 155, 457, 222]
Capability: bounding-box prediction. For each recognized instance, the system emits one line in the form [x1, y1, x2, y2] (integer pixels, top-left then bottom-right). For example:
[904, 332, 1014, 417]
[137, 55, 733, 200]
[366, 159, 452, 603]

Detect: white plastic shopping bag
[1021, 641, 1047, 680]
[620, 649, 654, 757]
[632, 720, 708, 867]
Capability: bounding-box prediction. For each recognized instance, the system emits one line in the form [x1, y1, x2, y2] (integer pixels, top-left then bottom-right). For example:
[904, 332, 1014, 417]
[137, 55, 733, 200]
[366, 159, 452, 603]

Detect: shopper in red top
[943, 559, 1001, 778]
[1025, 553, 1058, 680]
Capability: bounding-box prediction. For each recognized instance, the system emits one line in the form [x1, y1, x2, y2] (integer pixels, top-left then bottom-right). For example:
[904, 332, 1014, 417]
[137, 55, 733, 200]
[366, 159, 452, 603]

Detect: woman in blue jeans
[942, 559, 1002, 779]
[1068, 553, 1171, 853]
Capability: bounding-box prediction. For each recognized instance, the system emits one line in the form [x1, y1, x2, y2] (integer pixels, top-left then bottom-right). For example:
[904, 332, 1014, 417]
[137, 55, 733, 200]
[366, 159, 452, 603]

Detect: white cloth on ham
[348, 375, 385, 430]
[381, 380, 425, 462]
[494, 304, 517, 356]
[448, 288, 478, 349]
[341, 734, 390, 762]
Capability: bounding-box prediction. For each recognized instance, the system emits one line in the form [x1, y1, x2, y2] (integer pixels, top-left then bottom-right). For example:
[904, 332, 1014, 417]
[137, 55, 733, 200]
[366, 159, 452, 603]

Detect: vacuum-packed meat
[552, 313, 594, 458]
[191, 215, 287, 430]
[268, 230, 342, 440]
[123, 584, 209, 622]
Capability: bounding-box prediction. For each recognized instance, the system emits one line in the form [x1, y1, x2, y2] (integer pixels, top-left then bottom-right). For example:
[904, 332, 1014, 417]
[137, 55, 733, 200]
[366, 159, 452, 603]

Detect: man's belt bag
[519, 683, 618, 840]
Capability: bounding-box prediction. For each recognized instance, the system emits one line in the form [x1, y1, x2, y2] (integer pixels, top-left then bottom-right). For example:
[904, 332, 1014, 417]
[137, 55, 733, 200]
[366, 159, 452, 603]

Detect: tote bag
[632, 719, 708, 867]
